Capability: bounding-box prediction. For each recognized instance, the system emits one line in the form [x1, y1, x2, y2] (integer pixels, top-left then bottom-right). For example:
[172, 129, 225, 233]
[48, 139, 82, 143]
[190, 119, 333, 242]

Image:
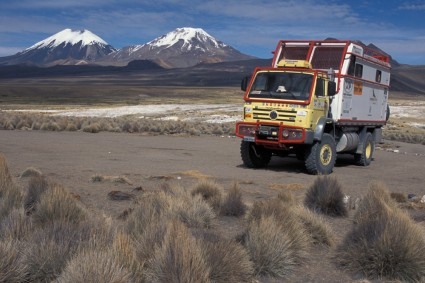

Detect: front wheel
[305, 133, 336, 175]
[354, 132, 374, 166]
[240, 141, 272, 168]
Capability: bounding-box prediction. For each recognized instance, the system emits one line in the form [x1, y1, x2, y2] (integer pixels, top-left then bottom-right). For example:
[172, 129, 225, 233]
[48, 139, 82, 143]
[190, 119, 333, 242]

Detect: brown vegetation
[220, 182, 246, 216]
[0, 151, 423, 282]
[336, 182, 425, 281]
[304, 175, 348, 217]
[0, 112, 236, 136]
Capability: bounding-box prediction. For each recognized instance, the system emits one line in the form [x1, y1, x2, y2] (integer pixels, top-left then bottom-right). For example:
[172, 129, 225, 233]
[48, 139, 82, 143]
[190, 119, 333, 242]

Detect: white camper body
[272, 40, 391, 125]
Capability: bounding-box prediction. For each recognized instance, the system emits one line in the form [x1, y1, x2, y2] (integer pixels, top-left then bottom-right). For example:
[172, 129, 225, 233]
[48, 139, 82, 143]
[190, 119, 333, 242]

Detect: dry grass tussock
[175, 169, 212, 179]
[0, 153, 23, 220]
[191, 179, 222, 212]
[0, 208, 33, 241]
[24, 175, 50, 215]
[336, 182, 425, 282]
[304, 175, 348, 217]
[0, 239, 27, 282]
[32, 184, 86, 226]
[19, 166, 42, 178]
[145, 220, 211, 283]
[243, 215, 309, 278]
[56, 249, 133, 283]
[247, 196, 333, 247]
[0, 112, 236, 136]
[220, 182, 246, 216]
[200, 235, 254, 282]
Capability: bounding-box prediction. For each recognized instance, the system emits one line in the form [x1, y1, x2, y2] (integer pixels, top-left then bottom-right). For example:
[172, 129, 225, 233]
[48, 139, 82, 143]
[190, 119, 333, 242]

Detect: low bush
[201, 238, 254, 282]
[244, 215, 308, 278]
[21, 221, 84, 282]
[336, 206, 425, 281]
[0, 239, 27, 282]
[24, 175, 49, 215]
[191, 179, 222, 212]
[304, 176, 347, 217]
[0, 154, 22, 220]
[220, 183, 246, 216]
[353, 182, 398, 224]
[171, 188, 216, 228]
[0, 208, 33, 241]
[19, 167, 42, 178]
[293, 206, 334, 247]
[31, 184, 86, 226]
[56, 249, 133, 283]
[145, 220, 211, 283]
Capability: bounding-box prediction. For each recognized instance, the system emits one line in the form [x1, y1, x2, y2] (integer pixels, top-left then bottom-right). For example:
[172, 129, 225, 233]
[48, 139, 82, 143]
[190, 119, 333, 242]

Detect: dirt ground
[1, 130, 425, 282]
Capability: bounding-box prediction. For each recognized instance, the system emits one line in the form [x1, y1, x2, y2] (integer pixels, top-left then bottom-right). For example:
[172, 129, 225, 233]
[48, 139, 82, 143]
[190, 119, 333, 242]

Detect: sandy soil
[1, 130, 424, 282]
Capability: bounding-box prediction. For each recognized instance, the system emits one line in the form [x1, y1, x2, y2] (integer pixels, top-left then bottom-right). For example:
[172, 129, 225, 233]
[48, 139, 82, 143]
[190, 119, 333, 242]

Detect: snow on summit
[25, 29, 109, 51]
[148, 27, 226, 50]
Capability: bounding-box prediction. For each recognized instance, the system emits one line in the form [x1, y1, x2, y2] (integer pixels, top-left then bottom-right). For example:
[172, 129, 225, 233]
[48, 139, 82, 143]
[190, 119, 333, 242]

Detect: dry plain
[1, 83, 425, 282]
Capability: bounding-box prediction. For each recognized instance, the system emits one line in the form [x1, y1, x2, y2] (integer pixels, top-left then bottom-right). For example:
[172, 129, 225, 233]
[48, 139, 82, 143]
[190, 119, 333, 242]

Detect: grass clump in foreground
[336, 182, 425, 282]
[220, 182, 246, 216]
[304, 175, 348, 217]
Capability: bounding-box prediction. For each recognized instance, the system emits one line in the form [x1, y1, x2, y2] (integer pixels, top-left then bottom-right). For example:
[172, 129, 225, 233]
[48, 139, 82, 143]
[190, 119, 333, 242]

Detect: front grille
[253, 108, 296, 122]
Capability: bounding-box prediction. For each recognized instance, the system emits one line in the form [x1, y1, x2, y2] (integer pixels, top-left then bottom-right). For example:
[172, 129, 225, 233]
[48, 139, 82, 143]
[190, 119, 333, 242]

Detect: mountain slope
[104, 27, 255, 68]
[0, 29, 116, 66]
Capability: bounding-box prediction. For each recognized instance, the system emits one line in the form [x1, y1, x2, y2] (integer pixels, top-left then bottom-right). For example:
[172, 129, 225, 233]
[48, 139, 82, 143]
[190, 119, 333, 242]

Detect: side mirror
[328, 81, 337, 96]
[241, 76, 251, 92]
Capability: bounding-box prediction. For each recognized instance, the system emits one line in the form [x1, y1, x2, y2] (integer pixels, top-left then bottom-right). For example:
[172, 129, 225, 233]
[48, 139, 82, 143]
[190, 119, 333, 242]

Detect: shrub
[304, 176, 347, 217]
[336, 207, 425, 281]
[145, 220, 211, 282]
[112, 232, 145, 279]
[293, 206, 334, 247]
[0, 153, 13, 195]
[244, 215, 308, 278]
[171, 188, 216, 228]
[202, 238, 254, 282]
[31, 184, 86, 226]
[56, 249, 133, 283]
[0, 154, 22, 220]
[21, 221, 85, 282]
[191, 180, 222, 212]
[125, 191, 172, 238]
[277, 190, 297, 206]
[220, 182, 246, 216]
[20, 167, 42, 178]
[353, 182, 398, 225]
[0, 239, 27, 282]
[24, 175, 49, 215]
[0, 208, 33, 240]
[247, 198, 289, 223]
[82, 123, 100, 133]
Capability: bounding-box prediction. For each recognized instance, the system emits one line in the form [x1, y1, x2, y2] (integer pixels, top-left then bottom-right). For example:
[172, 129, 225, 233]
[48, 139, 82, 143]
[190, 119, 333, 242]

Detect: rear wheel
[240, 141, 272, 168]
[305, 133, 336, 175]
[354, 132, 374, 166]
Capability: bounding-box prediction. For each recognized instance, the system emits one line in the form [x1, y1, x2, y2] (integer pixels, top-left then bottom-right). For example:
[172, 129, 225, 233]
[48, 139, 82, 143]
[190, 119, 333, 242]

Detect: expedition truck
[236, 40, 391, 174]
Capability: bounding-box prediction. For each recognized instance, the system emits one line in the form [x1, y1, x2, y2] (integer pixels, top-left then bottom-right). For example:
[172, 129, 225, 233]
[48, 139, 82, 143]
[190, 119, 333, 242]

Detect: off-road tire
[354, 132, 374, 166]
[305, 133, 336, 175]
[240, 141, 272, 168]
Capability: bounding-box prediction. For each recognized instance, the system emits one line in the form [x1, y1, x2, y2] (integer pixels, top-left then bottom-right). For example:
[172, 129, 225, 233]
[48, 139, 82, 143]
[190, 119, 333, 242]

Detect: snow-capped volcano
[1, 29, 116, 66]
[148, 27, 226, 51]
[106, 27, 254, 68]
[25, 28, 110, 51]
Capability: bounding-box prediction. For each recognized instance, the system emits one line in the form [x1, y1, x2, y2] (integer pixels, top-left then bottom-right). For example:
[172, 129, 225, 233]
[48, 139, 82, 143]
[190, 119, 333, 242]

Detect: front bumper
[236, 121, 314, 146]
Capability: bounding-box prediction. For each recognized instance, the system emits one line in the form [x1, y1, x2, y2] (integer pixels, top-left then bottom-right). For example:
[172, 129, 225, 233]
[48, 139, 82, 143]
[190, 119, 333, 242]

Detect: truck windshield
[248, 72, 313, 100]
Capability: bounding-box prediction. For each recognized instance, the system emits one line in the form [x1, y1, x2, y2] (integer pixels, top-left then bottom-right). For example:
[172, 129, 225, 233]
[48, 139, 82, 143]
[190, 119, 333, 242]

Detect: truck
[236, 40, 391, 174]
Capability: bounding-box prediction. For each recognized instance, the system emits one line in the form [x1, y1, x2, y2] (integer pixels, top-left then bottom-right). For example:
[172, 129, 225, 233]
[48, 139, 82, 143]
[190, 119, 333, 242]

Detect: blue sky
[0, 0, 424, 65]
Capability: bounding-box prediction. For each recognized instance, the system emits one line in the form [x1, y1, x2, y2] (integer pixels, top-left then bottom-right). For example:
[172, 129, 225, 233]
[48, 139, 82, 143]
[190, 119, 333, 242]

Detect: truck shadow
[237, 154, 358, 173]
